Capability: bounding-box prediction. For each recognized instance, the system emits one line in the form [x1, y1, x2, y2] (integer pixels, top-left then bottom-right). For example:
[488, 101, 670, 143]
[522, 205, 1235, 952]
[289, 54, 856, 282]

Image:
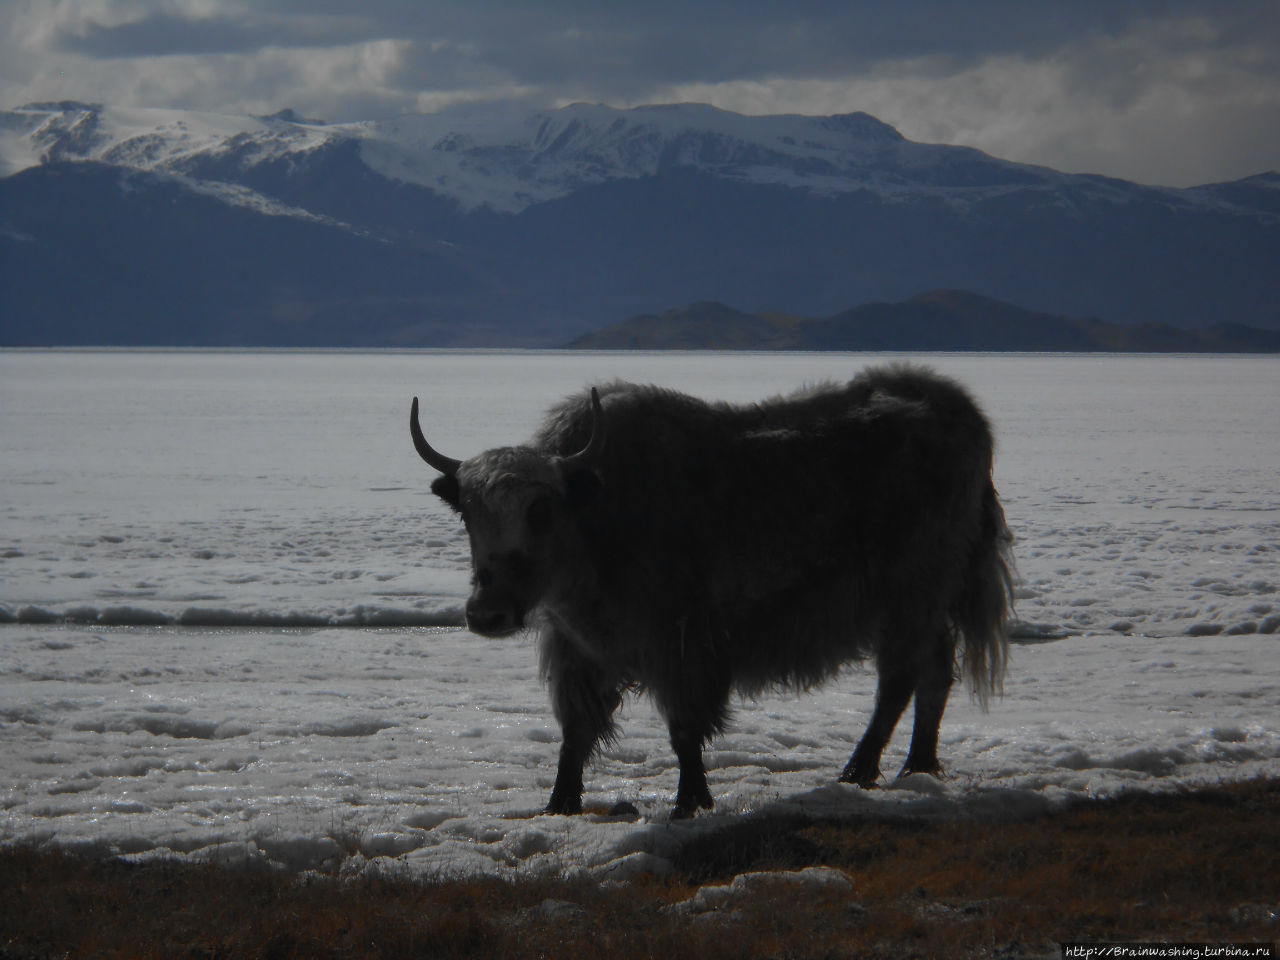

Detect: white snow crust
[2, 101, 1112, 215]
[1, 350, 1277, 880]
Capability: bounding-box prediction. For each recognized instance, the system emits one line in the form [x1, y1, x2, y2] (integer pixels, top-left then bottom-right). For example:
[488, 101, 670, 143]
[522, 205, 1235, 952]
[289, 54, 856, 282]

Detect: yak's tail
[955, 480, 1015, 709]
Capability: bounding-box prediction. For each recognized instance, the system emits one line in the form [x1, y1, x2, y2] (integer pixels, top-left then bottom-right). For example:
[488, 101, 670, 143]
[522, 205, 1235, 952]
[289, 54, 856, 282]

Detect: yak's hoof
[670, 794, 714, 820]
[899, 760, 945, 780]
[839, 765, 881, 789]
[544, 795, 583, 816]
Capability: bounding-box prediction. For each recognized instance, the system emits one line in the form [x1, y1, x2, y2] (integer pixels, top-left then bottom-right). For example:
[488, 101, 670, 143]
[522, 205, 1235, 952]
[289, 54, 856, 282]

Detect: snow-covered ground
[2, 350, 1277, 879]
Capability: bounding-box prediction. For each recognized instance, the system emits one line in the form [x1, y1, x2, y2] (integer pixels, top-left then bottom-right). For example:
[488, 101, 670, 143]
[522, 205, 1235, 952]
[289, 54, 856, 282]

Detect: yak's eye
[526, 495, 554, 534]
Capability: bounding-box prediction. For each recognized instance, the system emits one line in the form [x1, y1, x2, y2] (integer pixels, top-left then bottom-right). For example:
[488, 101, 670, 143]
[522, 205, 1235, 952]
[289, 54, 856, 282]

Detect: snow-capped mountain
[0, 99, 1035, 214]
[357, 100, 1045, 214]
[1, 103, 333, 174]
[8, 99, 1257, 215]
[1, 102, 360, 224]
[2, 100, 1278, 346]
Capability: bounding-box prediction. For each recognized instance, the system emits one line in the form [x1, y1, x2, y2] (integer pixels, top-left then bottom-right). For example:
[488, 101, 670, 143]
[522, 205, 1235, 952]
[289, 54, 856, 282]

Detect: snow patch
[670, 867, 857, 916]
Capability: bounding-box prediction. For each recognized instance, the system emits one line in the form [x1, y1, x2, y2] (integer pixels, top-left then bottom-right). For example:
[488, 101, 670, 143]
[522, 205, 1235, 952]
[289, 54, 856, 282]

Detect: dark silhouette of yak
[411, 364, 1014, 818]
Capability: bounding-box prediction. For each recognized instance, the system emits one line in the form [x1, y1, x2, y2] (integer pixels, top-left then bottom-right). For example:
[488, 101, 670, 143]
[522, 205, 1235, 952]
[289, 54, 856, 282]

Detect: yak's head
[410, 390, 603, 637]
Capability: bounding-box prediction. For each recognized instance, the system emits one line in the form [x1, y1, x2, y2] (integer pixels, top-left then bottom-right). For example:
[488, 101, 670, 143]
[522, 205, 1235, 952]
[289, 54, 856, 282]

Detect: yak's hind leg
[542, 631, 623, 815]
[840, 623, 956, 788]
[900, 628, 956, 779]
[840, 658, 914, 788]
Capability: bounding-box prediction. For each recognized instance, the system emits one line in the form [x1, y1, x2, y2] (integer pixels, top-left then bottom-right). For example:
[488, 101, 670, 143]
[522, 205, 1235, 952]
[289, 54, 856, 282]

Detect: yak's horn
[410, 397, 461, 476]
[560, 387, 605, 470]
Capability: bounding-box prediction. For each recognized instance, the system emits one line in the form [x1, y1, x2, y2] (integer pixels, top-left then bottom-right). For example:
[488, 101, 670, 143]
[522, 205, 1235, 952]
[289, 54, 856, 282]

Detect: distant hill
[567, 291, 1280, 352]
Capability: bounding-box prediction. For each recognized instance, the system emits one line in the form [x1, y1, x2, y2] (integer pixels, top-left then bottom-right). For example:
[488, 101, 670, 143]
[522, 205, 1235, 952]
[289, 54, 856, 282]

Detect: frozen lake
[1, 349, 1278, 878]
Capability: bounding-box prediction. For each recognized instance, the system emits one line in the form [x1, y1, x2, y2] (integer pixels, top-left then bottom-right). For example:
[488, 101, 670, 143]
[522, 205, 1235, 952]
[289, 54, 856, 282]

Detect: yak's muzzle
[465, 597, 524, 637]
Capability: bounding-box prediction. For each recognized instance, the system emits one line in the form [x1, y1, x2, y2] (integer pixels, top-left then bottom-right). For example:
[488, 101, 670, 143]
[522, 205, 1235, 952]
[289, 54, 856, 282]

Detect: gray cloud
[240, 1, 1251, 91]
[2, 0, 1278, 185]
[54, 13, 297, 58]
[34, 2, 1223, 87]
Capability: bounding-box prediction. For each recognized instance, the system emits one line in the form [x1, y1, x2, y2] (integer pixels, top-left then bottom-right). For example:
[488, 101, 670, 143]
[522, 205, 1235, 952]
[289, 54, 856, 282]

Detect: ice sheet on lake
[2, 624, 1277, 879]
[2, 351, 1276, 639]
[1, 350, 1278, 878]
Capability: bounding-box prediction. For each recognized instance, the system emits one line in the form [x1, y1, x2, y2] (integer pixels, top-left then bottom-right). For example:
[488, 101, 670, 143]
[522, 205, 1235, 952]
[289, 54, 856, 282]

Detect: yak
[410, 364, 1014, 818]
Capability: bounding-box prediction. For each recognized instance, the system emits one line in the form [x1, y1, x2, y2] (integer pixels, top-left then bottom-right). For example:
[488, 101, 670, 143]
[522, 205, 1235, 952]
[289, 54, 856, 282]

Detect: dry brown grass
[2, 778, 1277, 959]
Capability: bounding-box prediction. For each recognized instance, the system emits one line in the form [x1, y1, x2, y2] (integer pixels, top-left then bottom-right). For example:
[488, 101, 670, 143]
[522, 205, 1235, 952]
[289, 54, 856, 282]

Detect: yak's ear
[431, 474, 461, 511]
[563, 467, 601, 510]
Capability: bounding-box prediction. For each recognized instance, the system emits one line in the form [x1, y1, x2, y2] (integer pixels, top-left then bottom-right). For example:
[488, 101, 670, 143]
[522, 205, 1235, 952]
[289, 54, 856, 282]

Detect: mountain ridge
[2, 100, 1278, 346]
[8, 99, 1276, 216]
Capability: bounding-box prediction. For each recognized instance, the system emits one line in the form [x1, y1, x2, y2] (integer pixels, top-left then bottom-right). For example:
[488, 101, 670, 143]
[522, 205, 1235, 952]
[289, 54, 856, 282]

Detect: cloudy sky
[3, 0, 1279, 187]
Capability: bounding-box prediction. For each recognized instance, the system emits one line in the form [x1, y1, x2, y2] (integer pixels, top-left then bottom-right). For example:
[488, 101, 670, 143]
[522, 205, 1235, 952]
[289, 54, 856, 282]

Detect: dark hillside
[569, 290, 1280, 352]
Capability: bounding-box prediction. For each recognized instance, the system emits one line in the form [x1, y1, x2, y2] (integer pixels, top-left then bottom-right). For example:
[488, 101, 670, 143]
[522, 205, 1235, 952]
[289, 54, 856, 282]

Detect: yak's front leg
[543, 631, 622, 815]
[659, 651, 731, 819]
[668, 724, 715, 819]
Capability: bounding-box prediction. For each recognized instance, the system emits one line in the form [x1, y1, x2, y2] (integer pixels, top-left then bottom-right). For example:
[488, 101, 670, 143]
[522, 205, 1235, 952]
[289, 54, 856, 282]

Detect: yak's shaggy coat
[412, 364, 1014, 817]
